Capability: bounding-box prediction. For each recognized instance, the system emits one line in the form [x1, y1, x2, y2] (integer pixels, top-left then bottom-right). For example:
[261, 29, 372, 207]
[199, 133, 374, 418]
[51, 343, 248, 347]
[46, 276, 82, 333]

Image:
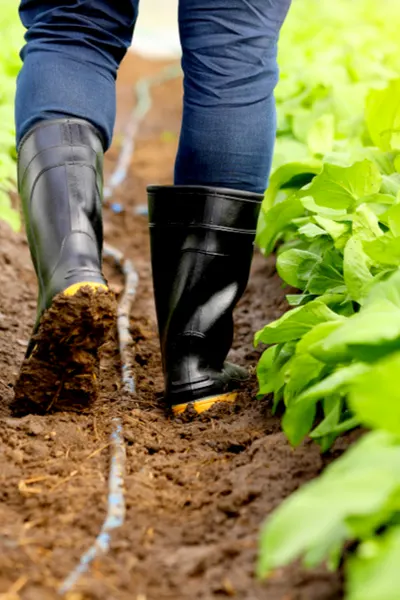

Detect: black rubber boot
[148, 185, 262, 415]
[14, 119, 116, 413]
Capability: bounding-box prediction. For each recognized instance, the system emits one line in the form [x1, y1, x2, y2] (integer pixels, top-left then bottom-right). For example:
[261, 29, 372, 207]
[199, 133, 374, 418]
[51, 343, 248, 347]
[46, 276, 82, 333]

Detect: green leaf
[364, 269, 400, 308]
[343, 237, 373, 304]
[349, 351, 400, 435]
[321, 415, 361, 437]
[256, 195, 305, 255]
[307, 114, 335, 156]
[255, 300, 345, 346]
[347, 526, 400, 600]
[294, 363, 370, 405]
[263, 161, 321, 212]
[256, 346, 279, 396]
[272, 138, 310, 170]
[286, 293, 315, 306]
[282, 391, 318, 447]
[284, 352, 326, 406]
[298, 222, 327, 239]
[319, 292, 355, 317]
[257, 343, 297, 399]
[385, 203, 400, 237]
[258, 431, 400, 578]
[314, 215, 349, 241]
[277, 249, 317, 289]
[301, 195, 348, 219]
[306, 248, 345, 295]
[283, 363, 367, 448]
[380, 174, 400, 197]
[296, 320, 345, 354]
[366, 81, 400, 151]
[302, 160, 382, 210]
[310, 299, 400, 363]
[309, 396, 342, 440]
[361, 193, 397, 206]
[361, 149, 398, 176]
[352, 204, 383, 242]
[364, 234, 400, 266]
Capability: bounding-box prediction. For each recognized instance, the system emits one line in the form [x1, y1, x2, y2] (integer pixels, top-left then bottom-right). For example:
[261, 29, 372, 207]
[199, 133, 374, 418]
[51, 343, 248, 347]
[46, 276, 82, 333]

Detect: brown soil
[0, 53, 346, 600]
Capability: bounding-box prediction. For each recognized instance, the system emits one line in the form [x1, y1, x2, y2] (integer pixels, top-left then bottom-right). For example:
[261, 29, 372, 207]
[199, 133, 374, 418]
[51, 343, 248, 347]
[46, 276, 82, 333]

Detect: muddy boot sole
[13, 283, 117, 414]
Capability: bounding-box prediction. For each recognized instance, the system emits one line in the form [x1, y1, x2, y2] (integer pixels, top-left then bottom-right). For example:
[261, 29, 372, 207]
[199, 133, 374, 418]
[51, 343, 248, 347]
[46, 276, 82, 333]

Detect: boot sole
[13, 283, 116, 414]
[172, 392, 238, 416]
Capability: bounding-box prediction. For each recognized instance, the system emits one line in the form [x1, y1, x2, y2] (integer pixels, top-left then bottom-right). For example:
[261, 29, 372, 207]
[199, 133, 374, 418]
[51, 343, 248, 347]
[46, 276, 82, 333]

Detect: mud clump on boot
[13, 286, 117, 415]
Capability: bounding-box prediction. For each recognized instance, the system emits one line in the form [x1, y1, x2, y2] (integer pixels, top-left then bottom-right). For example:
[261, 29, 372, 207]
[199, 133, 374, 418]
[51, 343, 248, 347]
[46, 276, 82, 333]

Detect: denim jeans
[16, 0, 291, 194]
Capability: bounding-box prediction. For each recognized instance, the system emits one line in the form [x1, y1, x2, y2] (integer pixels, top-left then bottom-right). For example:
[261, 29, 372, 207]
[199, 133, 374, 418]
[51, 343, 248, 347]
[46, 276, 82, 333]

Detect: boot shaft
[18, 119, 106, 315]
[148, 185, 262, 404]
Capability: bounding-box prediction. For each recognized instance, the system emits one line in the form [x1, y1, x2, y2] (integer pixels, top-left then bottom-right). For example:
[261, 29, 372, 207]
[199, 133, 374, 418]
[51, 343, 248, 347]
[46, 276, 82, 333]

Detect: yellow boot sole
[172, 391, 238, 415]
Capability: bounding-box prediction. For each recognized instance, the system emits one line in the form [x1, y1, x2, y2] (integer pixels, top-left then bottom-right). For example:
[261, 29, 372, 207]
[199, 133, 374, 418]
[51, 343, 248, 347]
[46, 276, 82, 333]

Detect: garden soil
[0, 54, 347, 600]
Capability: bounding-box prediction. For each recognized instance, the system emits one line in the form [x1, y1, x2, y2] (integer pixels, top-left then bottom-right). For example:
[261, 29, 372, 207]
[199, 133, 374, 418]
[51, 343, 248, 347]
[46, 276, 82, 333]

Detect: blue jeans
[16, 0, 291, 194]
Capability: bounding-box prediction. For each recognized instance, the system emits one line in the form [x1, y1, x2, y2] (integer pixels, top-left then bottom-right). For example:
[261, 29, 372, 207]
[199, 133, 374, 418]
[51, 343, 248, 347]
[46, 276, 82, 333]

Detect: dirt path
[0, 54, 344, 600]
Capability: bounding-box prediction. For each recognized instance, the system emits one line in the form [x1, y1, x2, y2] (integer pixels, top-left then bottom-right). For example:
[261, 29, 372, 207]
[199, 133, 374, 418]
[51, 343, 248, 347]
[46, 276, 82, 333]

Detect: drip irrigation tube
[58, 418, 126, 595]
[104, 243, 139, 394]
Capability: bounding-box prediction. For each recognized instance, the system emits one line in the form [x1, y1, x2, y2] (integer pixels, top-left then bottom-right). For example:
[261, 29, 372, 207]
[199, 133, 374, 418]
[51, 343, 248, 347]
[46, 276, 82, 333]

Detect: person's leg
[149, 0, 291, 415]
[14, 1, 138, 413]
[175, 0, 291, 193]
[16, 0, 138, 148]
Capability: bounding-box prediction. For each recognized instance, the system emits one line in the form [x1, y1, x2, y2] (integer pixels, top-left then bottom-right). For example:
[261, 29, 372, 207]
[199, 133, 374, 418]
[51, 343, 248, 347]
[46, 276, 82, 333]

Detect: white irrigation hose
[58, 418, 126, 595]
[103, 244, 139, 394]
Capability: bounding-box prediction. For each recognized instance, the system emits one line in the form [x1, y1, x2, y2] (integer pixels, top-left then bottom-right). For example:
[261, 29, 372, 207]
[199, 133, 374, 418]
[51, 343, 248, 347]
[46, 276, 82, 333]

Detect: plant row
[256, 2, 400, 598]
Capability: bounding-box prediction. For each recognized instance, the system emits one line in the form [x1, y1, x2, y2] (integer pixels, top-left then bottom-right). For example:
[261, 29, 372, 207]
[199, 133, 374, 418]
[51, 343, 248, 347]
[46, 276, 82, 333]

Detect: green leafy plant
[256, 1, 400, 598]
[256, 144, 400, 449]
[256, 0, 400, 449]
[258, 430, 400, 600]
